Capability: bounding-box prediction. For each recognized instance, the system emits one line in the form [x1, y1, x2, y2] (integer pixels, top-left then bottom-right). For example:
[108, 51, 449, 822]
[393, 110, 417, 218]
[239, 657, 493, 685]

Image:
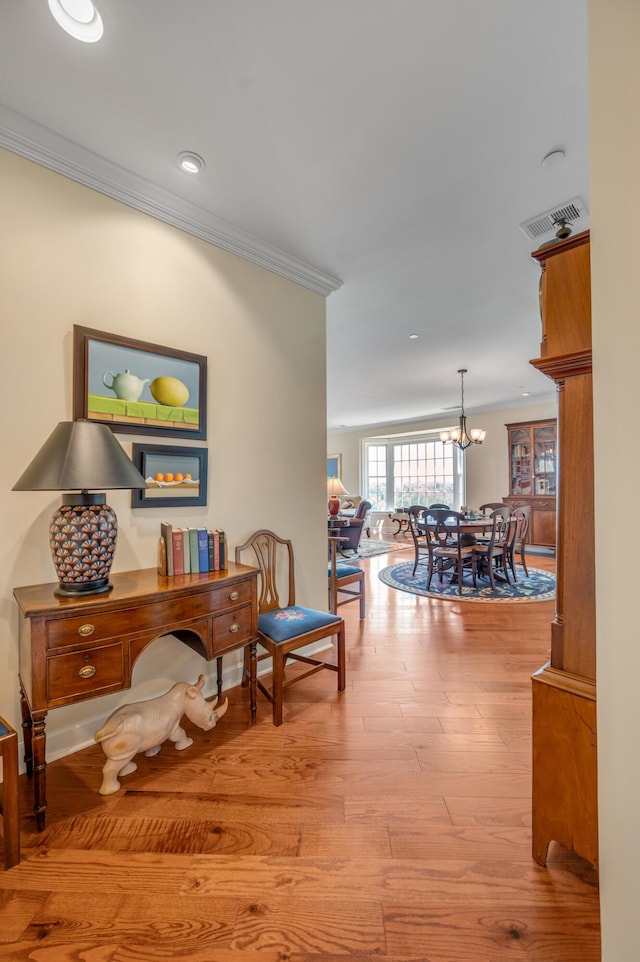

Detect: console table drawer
[47, 643, 125, 704]
[210, 580, 253, 610]
[212, 604, 254, 653]
[47, 611, 132, 650]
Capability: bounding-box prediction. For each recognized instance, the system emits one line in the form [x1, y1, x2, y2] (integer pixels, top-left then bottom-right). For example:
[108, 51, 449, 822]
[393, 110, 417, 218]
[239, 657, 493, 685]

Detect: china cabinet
[504, 418, 557, 547]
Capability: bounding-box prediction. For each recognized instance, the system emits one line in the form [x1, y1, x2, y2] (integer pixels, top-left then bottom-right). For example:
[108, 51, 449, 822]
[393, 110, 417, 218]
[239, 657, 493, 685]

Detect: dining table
[416, 515, 493, 536]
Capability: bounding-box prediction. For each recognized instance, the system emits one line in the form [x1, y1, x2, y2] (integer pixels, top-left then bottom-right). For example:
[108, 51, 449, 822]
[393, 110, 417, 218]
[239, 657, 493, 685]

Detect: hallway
[0, 542, 600, 960]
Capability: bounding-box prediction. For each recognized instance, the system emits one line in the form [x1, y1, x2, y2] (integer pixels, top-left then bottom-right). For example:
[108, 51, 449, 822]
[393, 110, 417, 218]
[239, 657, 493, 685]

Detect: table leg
[215, 655, 223, 699]
[248, 640, 257, 724]
[19, 685, 33, 778]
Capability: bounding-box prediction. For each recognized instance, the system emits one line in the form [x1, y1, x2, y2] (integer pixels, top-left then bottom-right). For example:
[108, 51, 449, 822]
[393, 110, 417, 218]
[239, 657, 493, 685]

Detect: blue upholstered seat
[259, 606, 341, 643]
[328, 562, 362, 578]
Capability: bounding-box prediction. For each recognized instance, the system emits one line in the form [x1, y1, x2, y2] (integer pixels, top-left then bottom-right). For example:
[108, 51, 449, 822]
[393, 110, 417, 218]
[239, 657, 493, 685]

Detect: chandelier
[440, 369, 486, 451]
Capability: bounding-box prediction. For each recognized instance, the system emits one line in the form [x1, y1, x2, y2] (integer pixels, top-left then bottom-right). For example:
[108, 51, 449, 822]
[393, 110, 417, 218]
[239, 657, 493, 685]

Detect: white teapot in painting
[102, 369, 150, 401]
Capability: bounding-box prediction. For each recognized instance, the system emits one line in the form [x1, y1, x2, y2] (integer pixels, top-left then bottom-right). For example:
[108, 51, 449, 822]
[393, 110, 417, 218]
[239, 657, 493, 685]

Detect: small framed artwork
[73, 325, 207, 439]
[131, 443, 208, 508]
[327, 453, 342, 479]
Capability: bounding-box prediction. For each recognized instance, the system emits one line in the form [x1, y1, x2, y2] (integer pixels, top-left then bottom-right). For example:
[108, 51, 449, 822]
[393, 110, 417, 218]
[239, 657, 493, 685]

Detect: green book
[182, 528, 191, 574]
[188, 527, 200, 573]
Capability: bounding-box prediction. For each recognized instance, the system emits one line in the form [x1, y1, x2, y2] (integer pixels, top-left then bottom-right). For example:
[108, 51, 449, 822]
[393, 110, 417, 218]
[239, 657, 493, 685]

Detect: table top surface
[13, 561, 259, 616]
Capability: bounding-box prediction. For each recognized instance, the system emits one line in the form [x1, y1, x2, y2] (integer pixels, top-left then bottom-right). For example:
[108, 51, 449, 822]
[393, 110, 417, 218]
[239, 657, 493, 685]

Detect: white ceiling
[0, 0, 589, 431]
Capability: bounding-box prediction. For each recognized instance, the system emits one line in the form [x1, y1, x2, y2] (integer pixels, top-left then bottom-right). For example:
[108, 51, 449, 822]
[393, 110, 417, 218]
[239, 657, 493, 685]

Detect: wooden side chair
[0, 716, 20, 869]
[509, 505, 531, 579]
[424, 509, 475, 594]
[472, 506, 515, 589]
[406, 506, 429, 576]
[235, 530, 346, 725]
[479, 502, 505, 515]
[328, 535, 365, 618]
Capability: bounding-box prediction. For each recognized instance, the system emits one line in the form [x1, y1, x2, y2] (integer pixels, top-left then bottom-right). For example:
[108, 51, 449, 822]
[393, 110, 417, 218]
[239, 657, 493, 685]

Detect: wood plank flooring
[0, 539, 600, 961]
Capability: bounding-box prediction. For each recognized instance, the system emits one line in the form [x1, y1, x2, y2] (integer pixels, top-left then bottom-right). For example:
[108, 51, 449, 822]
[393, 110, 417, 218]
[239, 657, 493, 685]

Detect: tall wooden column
[529, 230, 598, 869]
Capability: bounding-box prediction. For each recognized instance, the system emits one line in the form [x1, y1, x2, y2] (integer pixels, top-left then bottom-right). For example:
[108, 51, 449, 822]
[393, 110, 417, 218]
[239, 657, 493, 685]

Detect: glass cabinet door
[534, 425, 556, 496]
[510, 428, 532, 496]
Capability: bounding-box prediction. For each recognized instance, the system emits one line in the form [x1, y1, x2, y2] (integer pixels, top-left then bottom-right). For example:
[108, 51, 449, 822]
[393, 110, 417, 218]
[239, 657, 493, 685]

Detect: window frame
[362, 430, 464, 512]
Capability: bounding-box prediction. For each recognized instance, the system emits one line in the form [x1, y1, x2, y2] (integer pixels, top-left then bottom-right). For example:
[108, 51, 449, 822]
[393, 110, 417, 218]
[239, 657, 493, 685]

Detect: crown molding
[0, 103, 343, 297]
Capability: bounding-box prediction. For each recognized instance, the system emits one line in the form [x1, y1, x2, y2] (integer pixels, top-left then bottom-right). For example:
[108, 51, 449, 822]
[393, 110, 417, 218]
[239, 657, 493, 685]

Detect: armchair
[337, 499, 372, 553]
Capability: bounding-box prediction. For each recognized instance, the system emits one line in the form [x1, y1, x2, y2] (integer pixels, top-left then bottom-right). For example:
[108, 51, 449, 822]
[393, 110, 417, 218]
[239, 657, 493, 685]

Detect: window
[364, 432, 463, 511]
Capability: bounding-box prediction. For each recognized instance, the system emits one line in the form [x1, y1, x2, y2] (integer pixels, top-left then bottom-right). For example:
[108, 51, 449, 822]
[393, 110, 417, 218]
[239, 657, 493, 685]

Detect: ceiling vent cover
[519, 196, 589, 241]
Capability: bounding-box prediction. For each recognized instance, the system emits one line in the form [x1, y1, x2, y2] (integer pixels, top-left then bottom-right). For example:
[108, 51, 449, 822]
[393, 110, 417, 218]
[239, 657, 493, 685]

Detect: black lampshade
[12, 420, 147, 493]
[13, 421, 147, 597]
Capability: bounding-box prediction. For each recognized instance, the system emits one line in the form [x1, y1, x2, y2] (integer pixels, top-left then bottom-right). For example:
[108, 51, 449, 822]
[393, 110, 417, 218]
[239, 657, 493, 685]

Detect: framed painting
[131, 443, 207, 508]
[73, 325, 207, 439]
[327, 453, 342, 479]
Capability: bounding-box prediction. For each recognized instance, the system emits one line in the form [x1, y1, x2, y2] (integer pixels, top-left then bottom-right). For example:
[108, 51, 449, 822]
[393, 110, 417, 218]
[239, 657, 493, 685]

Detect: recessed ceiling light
[178, 152, 206, 174]
[409, 333, 419, 339]
[541, 149, 566, 167]
[522, 392, 531, 397]
[48, 0, 103, 43]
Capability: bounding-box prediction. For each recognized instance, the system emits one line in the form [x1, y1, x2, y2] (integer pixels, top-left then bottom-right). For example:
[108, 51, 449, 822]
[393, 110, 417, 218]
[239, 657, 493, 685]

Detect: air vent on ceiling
[519, 196, 589, 242]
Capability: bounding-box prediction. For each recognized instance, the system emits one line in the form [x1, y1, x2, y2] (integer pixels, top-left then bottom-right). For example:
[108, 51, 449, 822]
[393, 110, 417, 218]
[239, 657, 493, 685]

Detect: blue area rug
[379, 561, 556, 603]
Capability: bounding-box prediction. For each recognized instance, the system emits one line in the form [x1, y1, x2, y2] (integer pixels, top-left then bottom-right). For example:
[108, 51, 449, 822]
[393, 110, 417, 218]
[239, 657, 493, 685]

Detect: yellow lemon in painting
[150, 376, 189, 407]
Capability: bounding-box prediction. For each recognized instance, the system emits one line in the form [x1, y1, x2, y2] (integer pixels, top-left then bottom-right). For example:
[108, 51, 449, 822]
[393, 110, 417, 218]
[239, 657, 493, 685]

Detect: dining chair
[471, 506, 515, 589]
[235, 529, 346, 725]
[476, 502, 506, 542]
[424, 509, 475, 594]
[508, 505, 531, 579]
[328, 535, 365, 617]
[479, 502, 505, 515]
[406, 505, 429, 576]
[428, 502, 450, 510]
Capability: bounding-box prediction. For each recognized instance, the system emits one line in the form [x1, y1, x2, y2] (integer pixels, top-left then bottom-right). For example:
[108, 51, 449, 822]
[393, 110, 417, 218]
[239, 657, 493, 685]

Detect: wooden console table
[13, 562, 259, 830]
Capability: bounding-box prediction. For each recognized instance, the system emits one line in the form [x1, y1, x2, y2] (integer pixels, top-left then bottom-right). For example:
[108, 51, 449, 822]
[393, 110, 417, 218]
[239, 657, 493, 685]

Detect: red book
[172, 529, 184, 575]
[213, 530, 220, 571]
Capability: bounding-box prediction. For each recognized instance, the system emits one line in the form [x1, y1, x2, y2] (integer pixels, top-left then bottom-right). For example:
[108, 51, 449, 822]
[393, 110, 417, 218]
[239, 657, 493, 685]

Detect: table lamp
[327, 476, 348, 516]
[13, 420, 147, 596]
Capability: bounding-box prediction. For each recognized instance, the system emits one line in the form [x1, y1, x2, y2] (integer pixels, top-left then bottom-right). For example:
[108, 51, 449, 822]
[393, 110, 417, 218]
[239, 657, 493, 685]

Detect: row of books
[159, 522, 227, 576]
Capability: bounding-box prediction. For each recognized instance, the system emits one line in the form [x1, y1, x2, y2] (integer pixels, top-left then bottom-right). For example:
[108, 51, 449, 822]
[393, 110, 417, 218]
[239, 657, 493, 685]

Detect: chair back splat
[249, 529, 295, 611]
[236, 529, 346, 726]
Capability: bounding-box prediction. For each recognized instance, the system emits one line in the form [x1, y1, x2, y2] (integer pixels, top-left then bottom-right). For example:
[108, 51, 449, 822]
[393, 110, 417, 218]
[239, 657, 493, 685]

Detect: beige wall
[590, 2, 640, 958]
[328, 400, 557, 510]
[0, 148, 328, 763]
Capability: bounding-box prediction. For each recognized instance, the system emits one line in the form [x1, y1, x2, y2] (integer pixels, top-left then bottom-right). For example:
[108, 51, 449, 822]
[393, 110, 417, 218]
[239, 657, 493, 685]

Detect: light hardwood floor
[0, 536, 600, 961]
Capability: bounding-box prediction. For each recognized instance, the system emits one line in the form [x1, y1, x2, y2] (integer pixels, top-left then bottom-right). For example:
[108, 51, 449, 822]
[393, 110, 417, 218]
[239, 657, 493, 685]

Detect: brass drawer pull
[78, 624, 95, 637]
[78, 665, 96, 679]
[229, 622, 240, 633]
[229, 590, 240, 601]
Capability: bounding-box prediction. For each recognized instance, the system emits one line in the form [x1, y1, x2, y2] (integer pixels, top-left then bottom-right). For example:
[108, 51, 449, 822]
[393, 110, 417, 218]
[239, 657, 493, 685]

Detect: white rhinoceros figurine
[94, 674, 228, 795]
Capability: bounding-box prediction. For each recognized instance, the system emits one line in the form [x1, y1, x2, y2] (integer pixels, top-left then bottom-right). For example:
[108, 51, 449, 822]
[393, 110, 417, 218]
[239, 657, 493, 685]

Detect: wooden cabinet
[503, 418, 557, 548]
[529, 230, 598, 869]
[14, 563, 259, 830]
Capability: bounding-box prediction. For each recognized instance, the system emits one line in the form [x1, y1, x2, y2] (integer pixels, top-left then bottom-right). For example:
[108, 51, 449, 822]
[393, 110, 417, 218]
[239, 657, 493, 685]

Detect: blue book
[197, 528, 209, 571]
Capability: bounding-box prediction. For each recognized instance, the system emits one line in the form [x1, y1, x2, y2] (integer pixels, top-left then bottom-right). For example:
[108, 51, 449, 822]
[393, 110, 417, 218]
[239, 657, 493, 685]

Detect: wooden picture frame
[131, 443, 207, 508]
[73, 325, 207, 439]
[327, 453, 342, 479]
